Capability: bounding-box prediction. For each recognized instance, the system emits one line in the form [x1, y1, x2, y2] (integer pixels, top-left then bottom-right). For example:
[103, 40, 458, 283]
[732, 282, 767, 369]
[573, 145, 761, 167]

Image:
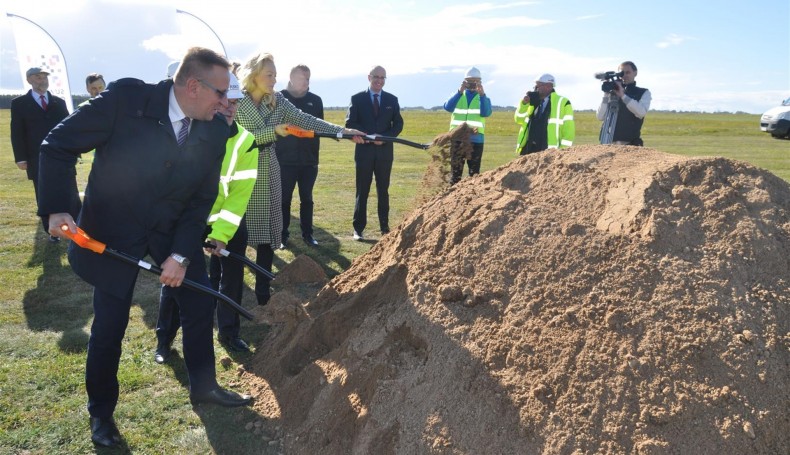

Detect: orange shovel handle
[60, 225, 106, 254]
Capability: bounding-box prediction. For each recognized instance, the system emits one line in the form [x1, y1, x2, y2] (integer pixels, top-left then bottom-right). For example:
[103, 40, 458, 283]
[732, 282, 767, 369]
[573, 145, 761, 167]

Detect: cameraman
[597, 61, 651, 145]
[444, 66, 492, 184]
[515, 73, 575, 155]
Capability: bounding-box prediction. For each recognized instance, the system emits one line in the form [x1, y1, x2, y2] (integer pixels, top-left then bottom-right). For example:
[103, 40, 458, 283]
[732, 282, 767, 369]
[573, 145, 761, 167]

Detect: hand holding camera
[524, 88, 540, 106]
[461, 79, 484, 94]
[595, 70, 625, 94]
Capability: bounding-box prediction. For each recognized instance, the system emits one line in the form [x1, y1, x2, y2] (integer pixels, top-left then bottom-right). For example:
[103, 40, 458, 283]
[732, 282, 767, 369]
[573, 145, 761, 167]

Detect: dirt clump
[242, 145, 790, 454]
[417, 123, 474, 203]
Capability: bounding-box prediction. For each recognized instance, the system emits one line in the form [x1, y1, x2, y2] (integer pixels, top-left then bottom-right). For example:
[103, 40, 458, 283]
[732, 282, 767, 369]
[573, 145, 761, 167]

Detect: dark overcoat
[10, 90, 69, 180]
[38, 78, 227, 299]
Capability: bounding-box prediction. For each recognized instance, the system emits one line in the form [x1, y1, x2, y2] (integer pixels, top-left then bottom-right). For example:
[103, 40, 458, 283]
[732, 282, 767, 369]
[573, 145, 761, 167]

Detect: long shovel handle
[284, 125, 430, 150]
[203, 242, 276, 280]
[61, 226, 254, 320]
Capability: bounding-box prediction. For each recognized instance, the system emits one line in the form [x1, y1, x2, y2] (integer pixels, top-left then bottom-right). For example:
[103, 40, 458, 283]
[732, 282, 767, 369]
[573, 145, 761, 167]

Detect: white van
[760, 97, 790, 139]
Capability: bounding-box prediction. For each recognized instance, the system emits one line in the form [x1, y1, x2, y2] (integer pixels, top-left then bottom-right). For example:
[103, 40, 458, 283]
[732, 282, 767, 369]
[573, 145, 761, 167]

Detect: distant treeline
[327, 105, 522, 111]
[0, 95, 749, 114]
[0, 94, 517, 111]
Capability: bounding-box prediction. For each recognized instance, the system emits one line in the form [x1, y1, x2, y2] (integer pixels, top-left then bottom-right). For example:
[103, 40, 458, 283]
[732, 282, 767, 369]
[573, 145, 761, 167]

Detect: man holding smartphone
[444, 66, 492, 184]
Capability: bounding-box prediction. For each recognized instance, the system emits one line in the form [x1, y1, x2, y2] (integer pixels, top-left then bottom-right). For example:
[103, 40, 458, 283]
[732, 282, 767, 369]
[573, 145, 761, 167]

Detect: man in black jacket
[10, 67, 74, 238]
[39, 47, 252, 448]
[345, 65, 404, 240]
[276, 64, 324, 247]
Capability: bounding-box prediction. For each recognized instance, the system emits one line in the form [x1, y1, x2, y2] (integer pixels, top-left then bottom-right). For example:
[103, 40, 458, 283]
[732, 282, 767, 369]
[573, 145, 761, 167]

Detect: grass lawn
[0, 107, 787, 453]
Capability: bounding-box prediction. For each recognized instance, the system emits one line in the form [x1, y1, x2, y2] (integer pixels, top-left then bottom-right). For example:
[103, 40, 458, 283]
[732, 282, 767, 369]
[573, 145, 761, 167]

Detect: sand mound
[242, 146, 790, 454]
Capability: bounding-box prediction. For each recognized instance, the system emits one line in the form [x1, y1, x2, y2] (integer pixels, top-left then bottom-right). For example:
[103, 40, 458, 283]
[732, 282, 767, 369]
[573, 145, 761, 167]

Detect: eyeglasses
[369, 75, 386, 80]
[197, 79, 229, 99]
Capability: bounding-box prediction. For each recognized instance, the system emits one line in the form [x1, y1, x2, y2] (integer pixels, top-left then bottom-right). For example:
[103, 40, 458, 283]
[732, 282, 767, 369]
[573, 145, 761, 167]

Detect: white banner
[7, 13, 74, 113]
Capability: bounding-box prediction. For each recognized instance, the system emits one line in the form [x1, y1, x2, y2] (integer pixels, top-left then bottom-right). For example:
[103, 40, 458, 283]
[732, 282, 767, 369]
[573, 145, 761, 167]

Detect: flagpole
[6, 12, 74, 112]
[175, 9, 227, 58]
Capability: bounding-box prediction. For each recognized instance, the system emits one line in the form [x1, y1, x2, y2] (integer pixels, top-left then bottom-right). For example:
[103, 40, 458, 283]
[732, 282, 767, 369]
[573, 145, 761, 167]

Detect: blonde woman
[235, 52, 363, 305]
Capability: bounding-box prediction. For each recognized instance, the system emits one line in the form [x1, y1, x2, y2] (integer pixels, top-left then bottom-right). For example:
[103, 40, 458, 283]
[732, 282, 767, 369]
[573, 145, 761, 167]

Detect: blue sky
[1, 0, 788, 113]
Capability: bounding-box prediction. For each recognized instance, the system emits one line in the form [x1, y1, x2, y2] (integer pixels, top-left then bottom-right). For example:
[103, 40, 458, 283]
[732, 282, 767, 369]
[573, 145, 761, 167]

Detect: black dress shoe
[90, 416, 121, 447]
[219, 335, 250, 352]
[154, 343, 170, 364]
[190, 387, 252, 407]
[302, 235, 319, 246]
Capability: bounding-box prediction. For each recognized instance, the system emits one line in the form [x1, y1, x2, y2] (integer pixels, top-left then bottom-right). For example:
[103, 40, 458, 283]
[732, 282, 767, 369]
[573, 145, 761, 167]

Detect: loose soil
[241, 145, 790, 454]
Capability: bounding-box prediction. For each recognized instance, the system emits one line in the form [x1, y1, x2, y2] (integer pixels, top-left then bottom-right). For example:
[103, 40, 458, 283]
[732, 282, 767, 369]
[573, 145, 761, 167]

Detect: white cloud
[656, 33, 695, 49]
[575, 14, 604, 21]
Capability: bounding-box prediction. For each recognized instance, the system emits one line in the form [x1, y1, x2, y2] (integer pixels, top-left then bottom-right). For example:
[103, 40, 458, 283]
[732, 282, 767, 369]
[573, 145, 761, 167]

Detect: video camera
[594, 70, 624, 92]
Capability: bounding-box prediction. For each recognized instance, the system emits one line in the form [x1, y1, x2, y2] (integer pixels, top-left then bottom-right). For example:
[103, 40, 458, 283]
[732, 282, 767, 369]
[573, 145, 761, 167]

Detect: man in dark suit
[39, 47, 252, 448]
[10, 67, 73, 239]
[345, 65, 404, 240]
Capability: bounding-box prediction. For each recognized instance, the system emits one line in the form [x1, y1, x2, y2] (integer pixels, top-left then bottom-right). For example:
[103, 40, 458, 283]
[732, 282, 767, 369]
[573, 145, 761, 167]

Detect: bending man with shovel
[38, 47, 252, 448]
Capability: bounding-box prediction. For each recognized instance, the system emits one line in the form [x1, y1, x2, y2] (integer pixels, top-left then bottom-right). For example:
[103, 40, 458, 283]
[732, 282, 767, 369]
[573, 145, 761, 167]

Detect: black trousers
[209, 217, 248, 339]
[450, 142, 484, 184]
[280, 164, 318, 241]
[254, 244, 274, 305]
[353, 151, 392, 233]
[94, 273, 216, 418]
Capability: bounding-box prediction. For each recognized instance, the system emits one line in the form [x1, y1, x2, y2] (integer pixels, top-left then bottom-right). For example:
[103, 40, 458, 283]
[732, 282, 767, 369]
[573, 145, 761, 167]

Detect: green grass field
[0, 108, 787, 454]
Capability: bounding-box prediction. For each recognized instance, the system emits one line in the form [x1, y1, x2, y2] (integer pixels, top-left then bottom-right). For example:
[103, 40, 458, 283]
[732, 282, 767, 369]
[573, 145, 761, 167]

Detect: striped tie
[177, 117, 191, 146]
[40, 95, 47, 111]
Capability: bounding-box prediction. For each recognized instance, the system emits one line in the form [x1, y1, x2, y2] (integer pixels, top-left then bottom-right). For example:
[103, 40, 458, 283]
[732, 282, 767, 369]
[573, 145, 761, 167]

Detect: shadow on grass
[275, 220, 356, 276]
[194, 404, 275, 454]
[22, 230, 94, 353]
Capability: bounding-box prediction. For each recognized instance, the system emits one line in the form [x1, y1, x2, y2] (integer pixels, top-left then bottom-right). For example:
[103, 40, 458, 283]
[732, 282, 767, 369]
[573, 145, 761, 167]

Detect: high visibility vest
[206, 124, 258, 243]
[450, 92, 486, 134]
[514, 92, 575, 153]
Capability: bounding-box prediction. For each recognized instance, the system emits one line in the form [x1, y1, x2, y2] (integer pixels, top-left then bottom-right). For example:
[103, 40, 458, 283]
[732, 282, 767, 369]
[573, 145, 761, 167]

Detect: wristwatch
[170, 253, 190, 268]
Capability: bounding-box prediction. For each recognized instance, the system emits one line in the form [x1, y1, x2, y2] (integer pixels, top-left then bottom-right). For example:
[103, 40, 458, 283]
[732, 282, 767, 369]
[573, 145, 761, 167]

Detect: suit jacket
[345, 89, 404, 160]
[38, 78, 228, 299]
[10, 90, 69, 180]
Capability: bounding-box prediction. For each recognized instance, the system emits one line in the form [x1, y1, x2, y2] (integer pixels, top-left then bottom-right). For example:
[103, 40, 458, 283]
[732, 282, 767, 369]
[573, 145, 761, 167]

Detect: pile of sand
[242, 146, 790, 454]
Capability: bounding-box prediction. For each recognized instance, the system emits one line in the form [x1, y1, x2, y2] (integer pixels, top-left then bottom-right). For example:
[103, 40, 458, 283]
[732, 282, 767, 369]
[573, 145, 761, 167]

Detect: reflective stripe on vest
[219, 129, 254, 198]
[208, 209, 243, 226]
[450, 93, 485, 134]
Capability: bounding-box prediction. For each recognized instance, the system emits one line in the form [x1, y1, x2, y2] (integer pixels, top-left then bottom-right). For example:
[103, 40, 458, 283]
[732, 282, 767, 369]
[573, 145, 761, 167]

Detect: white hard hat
[228, 72, 243, 99]
[535, 73, 555, 85]
[465, 66, 481, 79]
[167, 61, 180, 78]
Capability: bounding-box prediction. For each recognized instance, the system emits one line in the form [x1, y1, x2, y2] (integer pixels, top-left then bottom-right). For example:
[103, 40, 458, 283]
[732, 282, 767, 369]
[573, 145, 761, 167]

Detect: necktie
[373, 94, 380, 117]
[177, 117, 191, 146]
[40, 95, 47, 111]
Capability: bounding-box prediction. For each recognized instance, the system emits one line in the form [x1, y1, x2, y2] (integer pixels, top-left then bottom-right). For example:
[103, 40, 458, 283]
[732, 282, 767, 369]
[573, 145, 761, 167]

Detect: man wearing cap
[444, 66, 492, 184]
[515, 73, 575, 155]
[10, 67, 73, 240]
[155, 69, 259, 357]
[38, 47, 252, 448]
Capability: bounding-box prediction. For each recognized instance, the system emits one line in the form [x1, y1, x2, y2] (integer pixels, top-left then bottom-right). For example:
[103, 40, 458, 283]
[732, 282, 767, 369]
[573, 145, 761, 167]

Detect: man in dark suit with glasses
[345, 66, 404, 240]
